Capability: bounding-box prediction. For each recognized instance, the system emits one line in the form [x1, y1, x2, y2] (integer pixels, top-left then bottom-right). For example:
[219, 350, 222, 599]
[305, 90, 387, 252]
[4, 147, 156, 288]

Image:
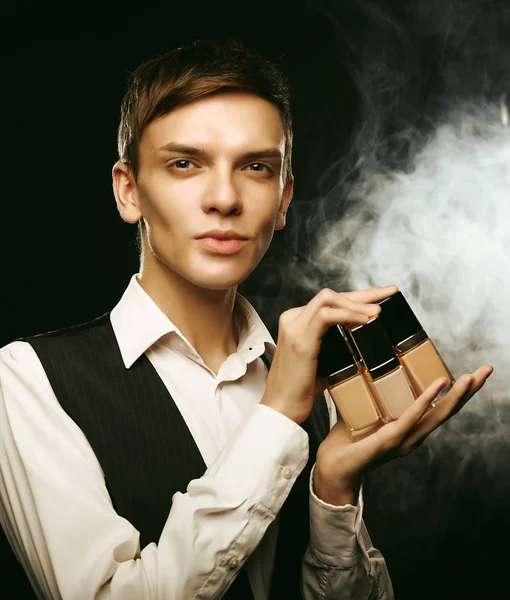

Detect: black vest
[13, 312, 329, 598]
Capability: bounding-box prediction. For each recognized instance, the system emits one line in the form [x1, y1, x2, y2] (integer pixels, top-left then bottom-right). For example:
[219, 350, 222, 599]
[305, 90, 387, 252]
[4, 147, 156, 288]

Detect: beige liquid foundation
[318, 325, 383, 439]
[378, 292, 455, 397]
[347, 317, 417, 422]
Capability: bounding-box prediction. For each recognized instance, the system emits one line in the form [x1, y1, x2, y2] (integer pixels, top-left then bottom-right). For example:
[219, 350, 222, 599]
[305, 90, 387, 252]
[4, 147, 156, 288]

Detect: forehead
[140, 92, 286, 156]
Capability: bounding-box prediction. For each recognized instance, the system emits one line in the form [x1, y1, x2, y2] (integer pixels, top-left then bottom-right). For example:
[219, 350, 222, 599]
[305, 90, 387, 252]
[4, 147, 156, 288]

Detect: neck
[137, 256, 240, 373]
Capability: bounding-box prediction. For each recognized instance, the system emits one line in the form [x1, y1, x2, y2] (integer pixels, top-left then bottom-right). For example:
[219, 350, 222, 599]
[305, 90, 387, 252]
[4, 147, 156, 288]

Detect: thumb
[315, 376, 328, 396]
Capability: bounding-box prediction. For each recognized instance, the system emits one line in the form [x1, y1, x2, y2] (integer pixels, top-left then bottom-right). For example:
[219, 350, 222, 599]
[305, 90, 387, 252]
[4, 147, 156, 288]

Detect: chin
[185, 262, 256, 291]
[190, 273, 247, 291]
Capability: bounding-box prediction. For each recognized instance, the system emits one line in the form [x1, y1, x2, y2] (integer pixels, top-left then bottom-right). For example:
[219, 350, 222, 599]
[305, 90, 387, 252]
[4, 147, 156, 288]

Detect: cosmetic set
[318, 291, 455, 440]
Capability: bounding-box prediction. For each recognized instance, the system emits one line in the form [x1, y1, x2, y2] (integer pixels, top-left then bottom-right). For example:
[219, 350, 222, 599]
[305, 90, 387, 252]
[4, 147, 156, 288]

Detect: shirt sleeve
[301, 391, 394, 600]
[0, 342, 309, 600]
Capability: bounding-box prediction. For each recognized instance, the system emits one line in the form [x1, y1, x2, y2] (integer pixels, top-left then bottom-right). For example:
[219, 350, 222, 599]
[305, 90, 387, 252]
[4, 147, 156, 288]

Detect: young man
[0, 40, 492, 599]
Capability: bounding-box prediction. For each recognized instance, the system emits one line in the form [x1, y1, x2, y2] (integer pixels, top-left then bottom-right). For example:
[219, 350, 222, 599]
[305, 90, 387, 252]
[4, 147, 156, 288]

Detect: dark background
[5, 0, 509, 598]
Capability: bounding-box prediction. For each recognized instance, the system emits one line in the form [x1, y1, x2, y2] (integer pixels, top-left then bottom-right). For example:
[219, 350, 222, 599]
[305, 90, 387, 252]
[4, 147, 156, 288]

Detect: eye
[171, 159, 194, 170]
[247, 163, 273, 174]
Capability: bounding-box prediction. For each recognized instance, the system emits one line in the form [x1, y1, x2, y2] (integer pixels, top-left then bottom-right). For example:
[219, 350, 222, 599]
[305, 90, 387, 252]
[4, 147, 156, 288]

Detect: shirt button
[228, 556, 239, 569]
[282, 466, 293, 479]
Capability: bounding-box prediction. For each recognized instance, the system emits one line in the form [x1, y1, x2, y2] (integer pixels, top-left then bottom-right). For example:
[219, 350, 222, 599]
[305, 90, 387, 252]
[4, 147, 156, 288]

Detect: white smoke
[315, 103, 510, 410]
[303, 102, 510, 553]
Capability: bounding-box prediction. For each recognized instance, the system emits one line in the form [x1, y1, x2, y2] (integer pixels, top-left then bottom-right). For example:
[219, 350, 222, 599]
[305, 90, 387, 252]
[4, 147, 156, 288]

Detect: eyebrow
[157, 142, 282, 162]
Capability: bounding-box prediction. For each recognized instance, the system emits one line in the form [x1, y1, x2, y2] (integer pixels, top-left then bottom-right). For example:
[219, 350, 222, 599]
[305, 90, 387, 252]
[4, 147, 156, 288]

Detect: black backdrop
[6, 1, 508, 598]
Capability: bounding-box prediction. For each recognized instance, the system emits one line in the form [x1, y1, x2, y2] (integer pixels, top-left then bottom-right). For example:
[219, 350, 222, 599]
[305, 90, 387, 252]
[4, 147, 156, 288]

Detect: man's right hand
[260, 285, 399, 424]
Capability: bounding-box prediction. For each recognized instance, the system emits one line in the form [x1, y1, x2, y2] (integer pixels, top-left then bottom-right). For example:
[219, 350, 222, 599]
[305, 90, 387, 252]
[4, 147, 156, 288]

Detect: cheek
[140, 178, 191, 231]
[252, 202, 280, 251]
[260, 190, 282, 227]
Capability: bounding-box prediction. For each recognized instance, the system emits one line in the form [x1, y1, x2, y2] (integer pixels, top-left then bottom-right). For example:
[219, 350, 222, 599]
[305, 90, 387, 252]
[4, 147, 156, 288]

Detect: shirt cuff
[308, 463, 364, 567]
[202, 403, 309, 515]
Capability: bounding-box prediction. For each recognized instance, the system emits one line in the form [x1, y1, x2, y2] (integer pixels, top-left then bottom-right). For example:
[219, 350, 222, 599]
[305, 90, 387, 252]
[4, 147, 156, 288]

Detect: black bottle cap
[347, 317, 399, 379]
[317, 325, 357, 379]
[378, 292, 426, 346]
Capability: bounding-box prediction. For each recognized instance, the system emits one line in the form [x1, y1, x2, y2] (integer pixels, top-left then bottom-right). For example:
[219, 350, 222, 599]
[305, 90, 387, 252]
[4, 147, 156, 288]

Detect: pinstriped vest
[18, 312, 329, 599]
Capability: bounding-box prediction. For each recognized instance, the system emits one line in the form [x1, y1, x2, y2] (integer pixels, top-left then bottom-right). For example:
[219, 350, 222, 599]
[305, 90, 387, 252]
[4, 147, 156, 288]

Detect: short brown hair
[117, 39, 294, 183]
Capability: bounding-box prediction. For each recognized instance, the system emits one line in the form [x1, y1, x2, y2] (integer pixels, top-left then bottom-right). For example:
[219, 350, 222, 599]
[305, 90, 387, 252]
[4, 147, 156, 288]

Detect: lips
[197, 230, 249, 254]
[197, 230, 248, 241]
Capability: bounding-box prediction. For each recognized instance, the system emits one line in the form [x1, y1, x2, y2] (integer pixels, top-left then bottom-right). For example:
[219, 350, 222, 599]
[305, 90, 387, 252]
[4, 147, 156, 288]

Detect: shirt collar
[110, 274, 275, 369]
[234, 294, 276, 360]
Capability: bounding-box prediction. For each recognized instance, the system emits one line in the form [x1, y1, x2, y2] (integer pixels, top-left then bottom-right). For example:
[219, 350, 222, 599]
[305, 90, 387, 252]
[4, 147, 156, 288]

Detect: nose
[202, 167, 242, 217]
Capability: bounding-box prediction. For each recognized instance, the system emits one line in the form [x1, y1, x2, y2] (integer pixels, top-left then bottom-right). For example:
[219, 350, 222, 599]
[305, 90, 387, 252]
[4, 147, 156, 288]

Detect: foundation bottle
[378, 292, 455, 397]
[318, 325, 383, 439]
[347, 317, 417, 422]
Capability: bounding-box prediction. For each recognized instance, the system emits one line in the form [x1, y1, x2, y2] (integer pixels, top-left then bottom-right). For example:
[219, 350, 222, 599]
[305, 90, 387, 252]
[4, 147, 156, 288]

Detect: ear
[275, 177, 294, 231]
[112, 161, 142, 224]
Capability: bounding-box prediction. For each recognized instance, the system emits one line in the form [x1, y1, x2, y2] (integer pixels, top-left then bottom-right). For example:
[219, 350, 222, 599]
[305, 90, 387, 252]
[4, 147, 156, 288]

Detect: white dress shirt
[0, 274, 393, 599]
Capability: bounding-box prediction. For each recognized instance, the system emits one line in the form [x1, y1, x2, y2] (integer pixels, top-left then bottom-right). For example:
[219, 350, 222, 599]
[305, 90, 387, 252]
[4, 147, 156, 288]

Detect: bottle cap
[347, 317, 399, 380]
[378, 292, 426, 347]
[317, 325, 358, 383]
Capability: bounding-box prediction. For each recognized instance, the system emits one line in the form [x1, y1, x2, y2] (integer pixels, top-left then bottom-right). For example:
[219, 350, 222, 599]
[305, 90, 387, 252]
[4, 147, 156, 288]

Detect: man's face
[122, 92, 292, 290]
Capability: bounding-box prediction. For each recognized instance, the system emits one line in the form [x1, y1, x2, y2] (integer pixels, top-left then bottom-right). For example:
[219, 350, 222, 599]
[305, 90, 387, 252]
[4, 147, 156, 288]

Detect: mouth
[198, 229, 248, 241]
[198, 237, 249, 254]
[197, 229, 250, 255]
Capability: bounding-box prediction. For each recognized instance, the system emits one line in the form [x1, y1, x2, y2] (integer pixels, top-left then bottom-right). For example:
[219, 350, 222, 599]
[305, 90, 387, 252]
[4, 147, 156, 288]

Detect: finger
[284, 285, 396, 332]
[464, 364, 493, 399]
[399, 371, 488, 453]
[429, 366, 491, 421]
[300, 291, 381, 338]
[343, 284, 399, 304]
[392, 375, 456, 435]
[444, 364, 493, 418]
[306, 306, 373, 340]
[306, 288, 382, 317]
[362, 376, 454, 462]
